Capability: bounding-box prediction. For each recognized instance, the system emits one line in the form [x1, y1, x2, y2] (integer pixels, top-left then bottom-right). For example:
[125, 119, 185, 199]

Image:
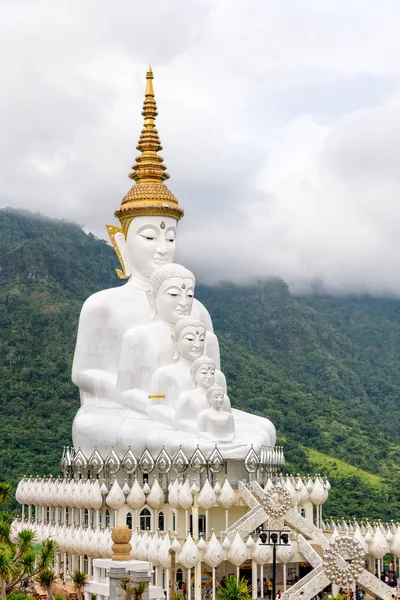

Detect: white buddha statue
[72, 66, 277, 460]
[146, 318, 226, 425]
[117, 263, 196, 413]
[174, 356, 231, 435]
[197, 384, 235, 442]
[71, 68, 215, 456]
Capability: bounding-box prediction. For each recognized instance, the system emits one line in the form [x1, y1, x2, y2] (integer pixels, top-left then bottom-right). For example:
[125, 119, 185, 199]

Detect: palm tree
[121, 577, 132, 600]
[72, 570, 88, 600]
[0, 548, 14, 597]
[36, 568, 57, 600]
[5, 534, 58, 593]
[120, 578, 149, 600]
[132, 580, 149, 600]
[216, 576, 252, 600]
[0, 482, 13, 505]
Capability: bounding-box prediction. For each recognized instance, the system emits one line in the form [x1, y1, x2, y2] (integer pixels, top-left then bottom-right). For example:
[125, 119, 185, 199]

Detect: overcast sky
[2, 0, 400, 294]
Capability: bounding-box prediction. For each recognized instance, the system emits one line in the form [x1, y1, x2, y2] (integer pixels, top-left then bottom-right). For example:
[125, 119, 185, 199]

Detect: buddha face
[177, 325, 206, 362]
[209, 387, 225, 410]
[125, 216, 177, 279]
[194, 363, 215, 389]
[154, 276, 195, 324]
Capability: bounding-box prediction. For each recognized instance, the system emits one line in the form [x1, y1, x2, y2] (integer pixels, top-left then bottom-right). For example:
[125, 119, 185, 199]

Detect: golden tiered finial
[114, 66, 184, 236]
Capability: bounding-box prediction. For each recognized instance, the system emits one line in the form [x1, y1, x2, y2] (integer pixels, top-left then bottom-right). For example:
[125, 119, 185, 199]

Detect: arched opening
[158, 511, 165, 531]
[140, 508, 151, 531]
[83, 554, 88, 574]
[65, 507, 69, 526]
[105, 509, 110, 528]
[84, 508, 89, 526]
[126, 512, 133, 530]
[300, 507, 306, 518]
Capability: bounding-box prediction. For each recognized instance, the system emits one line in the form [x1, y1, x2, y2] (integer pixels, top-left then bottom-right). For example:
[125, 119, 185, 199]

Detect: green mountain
[0, 208, 398, 520]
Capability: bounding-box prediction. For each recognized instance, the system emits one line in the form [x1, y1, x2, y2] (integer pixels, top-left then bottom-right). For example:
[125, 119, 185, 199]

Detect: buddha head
[173, 317, 206, 362]
[107, 217, 177, 280]
[147, 263, 195, 323]
[191, 356, 216, 390]
[206, 384, 225, 411]
[107, 68, 184, 281]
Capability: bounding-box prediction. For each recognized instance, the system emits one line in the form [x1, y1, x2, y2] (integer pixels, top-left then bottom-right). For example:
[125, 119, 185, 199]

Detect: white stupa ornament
[295, 477, 309, 506]
[147, 478, 165, 509]
[197, 479, 217, 509]
[264, 477, 274, 492]
[90, 479, 103, 510]
[353, 524, 368, 553]
[276, 537, 295, 563]
[203, 532, 224, 568]
[390, 526, 400, 557]
[284, 475, 297, 506]
[158, 532, 172, 568]
[309, 476, 326, 505]
[227, 531, 248, 566]
[106, 478, 125, 509]
[178, 479, 193, 509]
[130, 530, 139, 559]
[15, 478, 24, 504]
[168, 479, 181, 509]
[197, 535, 207, 551]
[369, 526, 389, 558]
[126, 478, 146, 509]
[217, 478, 236, 509]
[179, 534, 200, 568]
[148, 532, 161, 566]
[251, 540, 272, 565]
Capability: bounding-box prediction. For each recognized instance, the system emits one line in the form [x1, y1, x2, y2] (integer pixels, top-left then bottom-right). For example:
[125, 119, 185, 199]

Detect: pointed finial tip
[146, 65, 153, 78]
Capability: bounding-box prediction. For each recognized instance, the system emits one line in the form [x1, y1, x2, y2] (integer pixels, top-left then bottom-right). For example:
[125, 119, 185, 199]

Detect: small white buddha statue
[71, 68, 217, 456]
[117, 263, 196, 412]
[173, 356, 230, 434]
[197, 384, 235, 442]
[146, 317, 209, 425]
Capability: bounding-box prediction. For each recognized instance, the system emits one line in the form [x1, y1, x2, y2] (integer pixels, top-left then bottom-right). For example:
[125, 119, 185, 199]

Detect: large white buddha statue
[71, 66, 277, 460]
[71, 68, 215, 456]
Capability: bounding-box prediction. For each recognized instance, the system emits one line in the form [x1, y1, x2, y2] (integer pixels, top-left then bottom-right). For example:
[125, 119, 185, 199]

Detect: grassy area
[305, 447, 384, 489]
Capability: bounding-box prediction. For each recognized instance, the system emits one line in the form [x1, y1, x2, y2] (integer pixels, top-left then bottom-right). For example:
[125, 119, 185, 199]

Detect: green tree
[0, 483, 13, 506]
[71, 570, 88, 600]
[0, 548, 14, 596]
[36, 568, 57, 600]
[216, 576, 251, 600]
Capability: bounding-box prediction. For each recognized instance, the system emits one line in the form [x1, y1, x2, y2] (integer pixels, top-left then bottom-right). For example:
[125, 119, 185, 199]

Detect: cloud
[2, 0, 400, 294]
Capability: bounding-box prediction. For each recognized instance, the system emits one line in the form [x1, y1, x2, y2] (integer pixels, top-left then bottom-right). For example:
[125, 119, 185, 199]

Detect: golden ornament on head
[114, 65, 184, 237]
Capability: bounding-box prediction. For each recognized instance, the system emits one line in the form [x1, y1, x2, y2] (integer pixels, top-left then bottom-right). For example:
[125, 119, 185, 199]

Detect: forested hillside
[1, 208, 399, 519]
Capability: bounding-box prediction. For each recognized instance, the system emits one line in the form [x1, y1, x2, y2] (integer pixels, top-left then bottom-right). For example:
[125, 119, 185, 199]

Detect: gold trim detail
[148, 395, 165, 399]
[115, 66, 184, 231]
[106, 224, 129, 279]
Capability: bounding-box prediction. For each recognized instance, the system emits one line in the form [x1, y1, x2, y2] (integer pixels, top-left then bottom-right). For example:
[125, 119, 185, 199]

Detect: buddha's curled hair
[149, 263, 195, 298]
[173, 317, 205, 341]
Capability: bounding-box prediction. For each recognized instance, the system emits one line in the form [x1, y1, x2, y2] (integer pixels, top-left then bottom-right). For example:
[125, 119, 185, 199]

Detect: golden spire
[114, 66, 184, 235]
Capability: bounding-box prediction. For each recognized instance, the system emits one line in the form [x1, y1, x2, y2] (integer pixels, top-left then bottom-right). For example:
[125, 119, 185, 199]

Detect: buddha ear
[106, 225, 131, 279]
[146, 290, 157, 320]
